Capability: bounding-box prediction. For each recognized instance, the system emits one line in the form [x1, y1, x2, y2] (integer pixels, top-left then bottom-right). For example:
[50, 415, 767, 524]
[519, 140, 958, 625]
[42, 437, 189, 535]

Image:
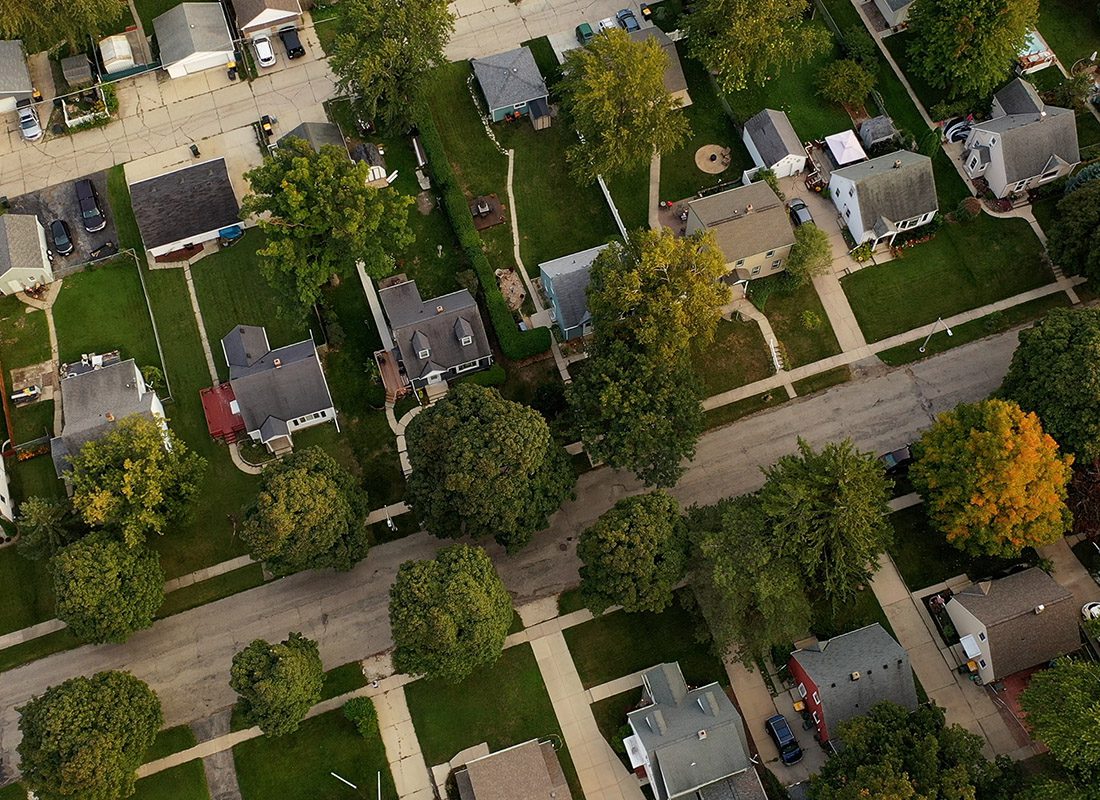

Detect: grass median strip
[704, 390, 789, 431]
[156, 564, 267, 619]
[792, 365, 851, 396]
[145, 725, 199, 763]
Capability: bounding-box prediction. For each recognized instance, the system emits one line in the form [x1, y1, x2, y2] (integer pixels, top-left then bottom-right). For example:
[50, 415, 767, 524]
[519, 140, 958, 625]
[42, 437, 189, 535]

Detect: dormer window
[417, 348, 430, 359]
[460, 336, 473, 346]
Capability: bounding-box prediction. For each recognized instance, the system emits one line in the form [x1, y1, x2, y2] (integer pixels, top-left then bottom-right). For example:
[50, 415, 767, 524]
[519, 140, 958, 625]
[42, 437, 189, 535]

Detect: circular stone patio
[694, 144, 732, 174]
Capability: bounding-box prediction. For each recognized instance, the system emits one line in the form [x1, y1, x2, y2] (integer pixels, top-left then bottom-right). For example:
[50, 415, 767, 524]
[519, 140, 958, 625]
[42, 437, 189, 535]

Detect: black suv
[278, 27, 305, 59]
[49, 219, 74, 256]
[75, 179, 106, 233]
[765, 714, 804, 765]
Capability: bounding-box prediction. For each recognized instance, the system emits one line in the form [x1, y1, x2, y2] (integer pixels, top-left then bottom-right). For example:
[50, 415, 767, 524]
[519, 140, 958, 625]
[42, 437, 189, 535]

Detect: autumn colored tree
[911, 399, 1074, 557]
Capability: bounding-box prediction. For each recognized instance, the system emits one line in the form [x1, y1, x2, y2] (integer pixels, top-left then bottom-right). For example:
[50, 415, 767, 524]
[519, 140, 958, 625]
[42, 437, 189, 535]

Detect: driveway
[778, 176, 852, 275]
[5, 170, 118, 266]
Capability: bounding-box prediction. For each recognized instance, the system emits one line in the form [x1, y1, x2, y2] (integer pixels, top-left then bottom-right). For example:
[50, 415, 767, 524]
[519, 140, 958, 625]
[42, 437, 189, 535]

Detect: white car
[1084, 601, 1100, 620]
[253, 35, 277, 68]
[18, 106, 42, 142]
[598, 17, 617, 31]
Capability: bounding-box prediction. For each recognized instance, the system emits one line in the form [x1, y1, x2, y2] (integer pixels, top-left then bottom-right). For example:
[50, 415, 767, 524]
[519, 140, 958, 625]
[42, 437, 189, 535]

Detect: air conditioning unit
[850, 671, 861, 681]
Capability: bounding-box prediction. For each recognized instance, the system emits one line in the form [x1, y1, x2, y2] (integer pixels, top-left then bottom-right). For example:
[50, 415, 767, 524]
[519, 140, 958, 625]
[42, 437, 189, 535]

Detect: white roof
[826, 129, 867, 166]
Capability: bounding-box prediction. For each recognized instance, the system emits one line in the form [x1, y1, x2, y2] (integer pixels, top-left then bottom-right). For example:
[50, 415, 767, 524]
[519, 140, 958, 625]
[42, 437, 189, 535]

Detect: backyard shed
[471, 47, 550, 126]
[153, 2, 235, 79]
[99, 35, 136, 75]
[859, 115, 899, 150]
[743, 108, 805, 177]
[61, 55, 94, 86]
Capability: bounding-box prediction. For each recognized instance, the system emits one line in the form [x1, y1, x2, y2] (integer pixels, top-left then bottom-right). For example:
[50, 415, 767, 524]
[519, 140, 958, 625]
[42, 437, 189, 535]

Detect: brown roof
[231, 0, 301, 28]
[456, 740, 568, 800]
[686, 182, 795, 263]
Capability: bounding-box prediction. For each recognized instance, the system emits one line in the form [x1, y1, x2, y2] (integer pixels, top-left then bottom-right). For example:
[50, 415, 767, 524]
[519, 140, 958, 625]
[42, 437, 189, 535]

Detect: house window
[735, 259, 745, 267]
[798, 683, 807, 698]
[812, 711, 820, 724]
[812, 691, 820, 705]
[968, 157, 978, 170]
[417, 348, 430, 359]
[1040, 169, 1060, 181]
[291, 419, 300, 427]
[1014, 179, 1029, 191]
[454, 359, 481, 373]
[460, 335, 473, 346]
[834, 188, 840, 197]
[513, 102, 526, 110]
[990, 137, 996, 145]
[750, 265, 761, 275]
[978, 632, 986, 641]
[848, 188, 854, 197]
[771, 259, 782, 270]
[979, 659, 987, 668]
[319, 410, 327, 418]
[845, 209, 851, 218]
[765, 250, 775, 257]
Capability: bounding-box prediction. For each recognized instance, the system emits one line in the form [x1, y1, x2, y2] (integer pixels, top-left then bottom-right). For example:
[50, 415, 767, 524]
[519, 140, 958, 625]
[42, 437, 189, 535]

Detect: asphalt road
[0, 330, 1018, 779]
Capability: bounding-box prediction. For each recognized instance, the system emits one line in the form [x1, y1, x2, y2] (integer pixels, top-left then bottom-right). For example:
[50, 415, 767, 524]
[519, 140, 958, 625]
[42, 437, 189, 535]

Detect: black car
[49, 219, 73, 256]
[788, 197, 814, 227]
[879, 444, 913, 476]
[74, 179, 106, 233]
[278, 27, 305, 59]
[765, 714, 804, 765]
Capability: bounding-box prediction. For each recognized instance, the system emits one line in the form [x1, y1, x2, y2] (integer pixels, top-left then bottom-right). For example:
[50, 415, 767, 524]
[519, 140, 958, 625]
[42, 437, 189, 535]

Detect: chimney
[273, 358, 282, 369]
[850, 671, 861, 681]
[893, 160, 902, 169]
[436, 305, 445, 314]
[105, 412, 115, 422]
[697, 730, 708, 740]
[745, 203, 754, 213]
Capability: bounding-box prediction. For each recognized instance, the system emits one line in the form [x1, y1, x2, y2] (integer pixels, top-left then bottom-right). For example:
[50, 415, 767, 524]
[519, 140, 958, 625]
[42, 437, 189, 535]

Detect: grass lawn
[607, 163, 651, 233]
[881, 34, 961, 117]
[0, 295, 50, 370]
[691, 317, 774, 397]
[131, 761, 209, 800]
[10, 399, 54, 445]
[132, 0, 213, 30]
[310, 4, 340, 56]
[811, 585, 894, 640]
[156, 564, 266, 618]
[320, 661, 367, 701]
[0, 785, 26, 800]
[0, 546, 54, 635]
[792, 365, 851, 396]
[404, 644, 583, 799]
[591, 687, 642, 769]
[1038, 0, 1100, 65]
[749, 277, 842, 367]
[704, 390, 789, 430]
[562, 592, 728, 689]
[0, 627, 82, 672]
[5, 452, 64, 502]
[146, 725, 198, 763]
[841, 215, 1051, 342]
[427, 63, 509, 197]
[235, 709, 396, 800]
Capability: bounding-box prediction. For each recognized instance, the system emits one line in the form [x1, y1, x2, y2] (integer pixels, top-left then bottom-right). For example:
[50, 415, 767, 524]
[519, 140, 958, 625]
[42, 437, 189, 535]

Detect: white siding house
[829, 151, 938, 249]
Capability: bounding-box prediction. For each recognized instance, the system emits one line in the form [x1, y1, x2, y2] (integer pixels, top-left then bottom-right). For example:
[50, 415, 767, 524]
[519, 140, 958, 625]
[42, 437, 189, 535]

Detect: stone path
[181, 264, 219, 385]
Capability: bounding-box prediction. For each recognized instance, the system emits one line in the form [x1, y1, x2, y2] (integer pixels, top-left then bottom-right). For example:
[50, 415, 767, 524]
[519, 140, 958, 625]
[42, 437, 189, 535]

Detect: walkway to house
[648, 154, 662, 230]
[17, 282, 63, 433]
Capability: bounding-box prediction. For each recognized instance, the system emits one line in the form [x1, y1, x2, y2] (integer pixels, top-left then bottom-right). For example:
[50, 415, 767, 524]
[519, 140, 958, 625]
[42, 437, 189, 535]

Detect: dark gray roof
[379, 280, 492, 379]
[687, 182, 795, 262]
[153, 2, 233, 65]
[743, 109, 803, 167]
[538, 244, 608, 332]
[791, 624, 917, 734]
[832, 150, 938, 232]
[471, 47, 548, 111]
[350, 142, 384, 166]
[880, 0, 912, 11]
[994, 77, 1045, 115]
[221, 324, 271, 368]
[953, 568, 1073, 625]
[859, 115, 899, 148]
[61, 55, 93, 87]
[0, 40, 31, 96]
[130, 158, 241, 250]
[456, 740, 568, 800]
[976, 108, 1079, 183]
[629, 27, 688, 95]
[0, 214, 47, 278]
[280, 122, 346, 153]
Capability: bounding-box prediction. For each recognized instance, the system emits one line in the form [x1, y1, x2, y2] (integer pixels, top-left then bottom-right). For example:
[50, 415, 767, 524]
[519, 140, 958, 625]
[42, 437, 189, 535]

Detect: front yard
[691, 317, 775, 397]
[749, 278, 842, 367]
[131, 762, 209, 800]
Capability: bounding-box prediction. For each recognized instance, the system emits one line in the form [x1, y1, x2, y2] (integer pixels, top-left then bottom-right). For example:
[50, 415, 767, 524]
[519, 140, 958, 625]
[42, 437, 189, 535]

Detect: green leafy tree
[561, 28, 691, 183]
[843, 25, 879, 66]
[906, 0, 1037, 99]
[343, 697, 378, 738]
[817, 58, 876, 106]
[685, 0, 831, 92]
[241, 139, 414, 312]
[785, 224, 833, 285]
[240, 447, 369, 575]
[52, 533, 164, 644]
[389, 544, 513, 683]
[405, 384, 574, 553]
[16, 496, 82, 561]
[230, 632, 324, 737]
[1047, 180, 1100, 282]
[328, 0, 454, 132]
[911, 399, 1073, 557]
[1000, 307, 1100, 462]
[17, 671, 162, 800]
[569, 339, 704, 487]
[578, 492, 688, 614]
[760, 438, 892, 600]
[0, 0, 126, 51]
[67, 414, 207, 548]
[690, 495, 812, 665]
[1020, 659, 1100, 777]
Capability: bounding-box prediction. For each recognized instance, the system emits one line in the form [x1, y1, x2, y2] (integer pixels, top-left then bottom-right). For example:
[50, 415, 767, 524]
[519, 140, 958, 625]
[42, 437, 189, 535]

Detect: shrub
[843, 25, 878, 66]
[955, 196, 982, 222]
[800, 310, 823, 331]
[817, 59, 875, 106]
[456, 362, 506, 387]
[343, 697, 378, 738]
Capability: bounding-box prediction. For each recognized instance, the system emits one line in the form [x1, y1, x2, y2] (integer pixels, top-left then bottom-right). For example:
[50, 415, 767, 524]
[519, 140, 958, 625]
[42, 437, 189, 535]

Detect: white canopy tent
[825, 130, 867, 166]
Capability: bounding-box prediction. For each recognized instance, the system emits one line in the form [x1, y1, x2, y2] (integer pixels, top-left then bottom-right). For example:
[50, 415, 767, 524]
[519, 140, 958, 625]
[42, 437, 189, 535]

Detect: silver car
[253, 35, 277, 68]
[18, 106, 42, 142]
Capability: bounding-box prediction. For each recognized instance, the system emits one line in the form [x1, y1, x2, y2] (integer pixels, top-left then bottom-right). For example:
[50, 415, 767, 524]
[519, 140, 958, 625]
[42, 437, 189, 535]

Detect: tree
[587, 229, 730, 360]
[817, 58, 876, 106]
[389, 544, 513, 683]
[1000, 308, 1100, 462]
[843, 25, 879, 66]
[0, 0, 126, 52]
[405, 384, 574, 553]
[343, 697, 378, 738]
[240, 447, 369, 575]
[578, 492, 688, 614]
[906, 0, 1037, 99]
[690, 495, 812, 665]
[230, 632, 324, 737]
[760, 438, 892, 600]
[560, 28, 691, 183]
[785, 224, 833, 285]
[911, 399, 1073, 557]
[1047, 180, 1100, 282]
[17, 670, 162, 800]
[16, 496, 82, 561]
[569, 339, 704, 487]
[685, 0, 831, 93]
[67, 414, 207, 548]
[52, 533, 164, 644]
[240, 139, 414, 312]
[1020, 659, 1100, 777]
[328, 0, 453, 132]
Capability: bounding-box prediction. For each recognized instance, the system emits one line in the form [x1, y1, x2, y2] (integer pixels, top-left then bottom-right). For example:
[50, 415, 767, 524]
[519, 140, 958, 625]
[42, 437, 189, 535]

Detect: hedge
[415, 112, 552, 360]
[455, 363, 507, 387]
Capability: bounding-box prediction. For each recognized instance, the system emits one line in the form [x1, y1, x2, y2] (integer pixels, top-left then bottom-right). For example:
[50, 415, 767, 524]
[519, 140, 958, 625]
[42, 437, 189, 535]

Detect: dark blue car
[765, 714, 804, 765]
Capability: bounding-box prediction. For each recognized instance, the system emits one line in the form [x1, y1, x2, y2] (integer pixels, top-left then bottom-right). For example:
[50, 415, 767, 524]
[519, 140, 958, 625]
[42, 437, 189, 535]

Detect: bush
[843, 25, 878, 66]
[455, 362, 507, 387]
[800, 310, 823, 331]
[817, 59, 875, 106]
[342, 697, 378, 738]
[955, 196, 982, 222]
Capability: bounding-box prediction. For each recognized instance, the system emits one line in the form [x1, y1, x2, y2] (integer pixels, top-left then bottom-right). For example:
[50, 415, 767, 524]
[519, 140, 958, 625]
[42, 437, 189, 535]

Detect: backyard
[691, 317, 774, 397]
[1038, 0, 1100, 66]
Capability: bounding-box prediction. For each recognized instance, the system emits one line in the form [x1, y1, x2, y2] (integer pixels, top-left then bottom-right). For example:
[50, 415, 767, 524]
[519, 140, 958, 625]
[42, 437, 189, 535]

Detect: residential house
[379, 278, 493, 390]
[153, 3, 235, 79]
[859, 115, 900, 151]
[0, 214, 53, 296]
[453, 740, 569, 800]
[129, 158, 242, 258]
[0, 40, 32, 112]
[828, 150, 938, 249]
[624, 662, 766, 800]
[230, 0, 302, 38]
[471, 47, 551, 128]
[872, 0, 912, 28]
[788, 623, 918, 744]
[743, 109, 805, 178]
[539, 243, 608, 341]
[945, 567, 1079, 685]
[962, 78, 1079, 198]
[50, 354, 165, 478]
[685, 182, 795, 280]
[629, 27, 691, 107]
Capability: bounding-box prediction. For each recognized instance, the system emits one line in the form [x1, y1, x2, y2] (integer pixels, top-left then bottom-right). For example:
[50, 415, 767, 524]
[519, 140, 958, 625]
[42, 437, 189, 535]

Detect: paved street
[447, 0, 631, 60]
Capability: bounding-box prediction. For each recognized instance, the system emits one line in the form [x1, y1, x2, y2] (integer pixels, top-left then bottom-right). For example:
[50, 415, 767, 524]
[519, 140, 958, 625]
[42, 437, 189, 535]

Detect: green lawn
[156, 564, 266, 618]
[562, 592, 728, 689]
[1038, 0, 1100, 65]
[310, 5, 340, 56]
[881, 34, 962, 117]
[792, 365, 851, 396]
[131, 761, 209, 800]
[145, 725, 198, 763]
[0, 295, 50, 370]
[811, 586, 894, 640]
[607, 163, 651, 233]
[427, 63, 509, 197]
[133, 0, 214, 30]
[0, 783, 26, 800]
[841, 215, 1051, 342]
[704, 390, 789, 430]
[0, 546, 54, 635]
[404, 644, 582, 799]
[691, 317, 774, 396]
[0, 627, 82, 672]
[234, 708, 397, 800]
[320, 661, 367, 701]
[5, 452, 63, 502]
[749, 277, 842, 367]
[591, 687, 642, 769]
[10, 399, 54, 445]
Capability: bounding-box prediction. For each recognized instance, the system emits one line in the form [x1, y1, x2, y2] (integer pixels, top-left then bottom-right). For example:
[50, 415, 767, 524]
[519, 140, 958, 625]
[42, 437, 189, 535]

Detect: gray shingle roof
[629, 27, 688, 95]
[380, 280, 492, 379]
[471, 47, 548, 111]
[859, 115, 899, 148]
[743, 109, 803, 168]
[832, 150, 938, 233]
[687, 182, 795, 263]
[279, 122, 345, 152]
[129, 158, 241, 250]
[976, 108, 1079, 183]
[994, 77, 1045, 115]
[880, 0, 912, 11]
[153, 2, 233, 66]
[456, 740, 568, 800]
[60, 55, 93, 87]
[0, 214, 47, 278]
[539, 244, 608, 333]
[0, 40, 31, 96]
[953, 567, 1073, 625]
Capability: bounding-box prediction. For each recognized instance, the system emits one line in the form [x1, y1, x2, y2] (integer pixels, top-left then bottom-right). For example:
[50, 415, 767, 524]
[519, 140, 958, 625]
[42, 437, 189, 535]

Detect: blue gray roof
[0, 40, 32, 96]
[743, 109, 803, 167]
[471, 47, 548, 111]
[977, 79, 1079, 183]
[539, 244, 608, 333]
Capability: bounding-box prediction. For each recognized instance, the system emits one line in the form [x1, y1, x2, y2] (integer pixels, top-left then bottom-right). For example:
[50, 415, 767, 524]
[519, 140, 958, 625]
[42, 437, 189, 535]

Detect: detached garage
[154, 3, 235, 79]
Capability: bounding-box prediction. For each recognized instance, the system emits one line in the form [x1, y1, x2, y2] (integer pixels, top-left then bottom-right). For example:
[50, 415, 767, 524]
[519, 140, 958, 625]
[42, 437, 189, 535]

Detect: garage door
[167, 51, 233, 79]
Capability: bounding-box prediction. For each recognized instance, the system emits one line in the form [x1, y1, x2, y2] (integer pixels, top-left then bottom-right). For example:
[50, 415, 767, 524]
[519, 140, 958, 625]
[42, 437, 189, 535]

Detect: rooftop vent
[1035, 604, 1046, 614]
[697, 730, 708, 740]
[105, 412, 115, 422]
[850, 671, 861, 681]
[745, 203, 754, 213]
[436, 305, 445, 314]
[893, 160, 902, 168]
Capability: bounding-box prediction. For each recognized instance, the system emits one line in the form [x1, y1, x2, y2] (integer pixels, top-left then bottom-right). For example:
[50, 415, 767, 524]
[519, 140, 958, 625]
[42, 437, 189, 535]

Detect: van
[575, 22, 594, 45]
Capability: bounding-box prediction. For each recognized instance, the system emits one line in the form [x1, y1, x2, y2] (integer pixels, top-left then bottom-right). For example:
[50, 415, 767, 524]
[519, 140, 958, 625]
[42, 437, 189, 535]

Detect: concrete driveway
[778, 176, 854, 276]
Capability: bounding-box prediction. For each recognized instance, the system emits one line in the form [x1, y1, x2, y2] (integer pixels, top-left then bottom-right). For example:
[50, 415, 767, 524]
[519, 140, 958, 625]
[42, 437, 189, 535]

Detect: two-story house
[828, 150, 938, 249]
[685, 182, 795, 281]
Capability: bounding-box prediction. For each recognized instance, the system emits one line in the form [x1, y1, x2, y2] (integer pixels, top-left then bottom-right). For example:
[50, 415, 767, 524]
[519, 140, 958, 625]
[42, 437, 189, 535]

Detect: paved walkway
[721, 295, 795, 396]
[648, 154, 661, 229]
[181, 264, 219, 385]
[163, 555, 256, 593]
[1040, 537, 1100, 610]
[812, 271, 868, 352]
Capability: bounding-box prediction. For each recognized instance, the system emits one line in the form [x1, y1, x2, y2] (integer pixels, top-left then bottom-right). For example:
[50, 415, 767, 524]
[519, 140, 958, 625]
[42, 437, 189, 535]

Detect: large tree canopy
[912, 399, 1073, 556]
[16, 496, 83, 562]
[240, 447, 369, 575]
[1020, 659, 1100, 777]
[389, 544, 513, 683]
[405, 383, 574, 552]
[561, 28, 691, 183]
[230, 632, 324, 737]
[67, 414, 206, 548]
[1047, 179, 1100, 282]
[18, 671, 162, 800]
[241, 139, 413, 312]
[785, 223, 833, 286]
[328, 0, 454, 132]
[0, 0, 126, 52]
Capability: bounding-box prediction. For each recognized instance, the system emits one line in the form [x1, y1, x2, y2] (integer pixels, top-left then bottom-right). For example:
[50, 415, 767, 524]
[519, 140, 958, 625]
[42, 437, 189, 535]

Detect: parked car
[879, 444, 913, 476]
[49, 219, 73, 256]
[943, 117, 972, 143]
[616, 8, 641, 30]
[765, 714, 804, 765]
[598, 17, 617, 32]
[74, 179, 106, 233]
[576, 21, 594, 44]
[788, 197, 814, 227]
[18, 106, 42, 142]
[279, 27, 305, 59]
[253, 35, 277, 68]
[1083, 601, 1100, 620]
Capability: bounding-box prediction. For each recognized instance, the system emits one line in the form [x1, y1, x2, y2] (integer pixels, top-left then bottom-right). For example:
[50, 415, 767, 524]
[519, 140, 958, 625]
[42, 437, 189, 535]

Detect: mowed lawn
[0, 295, 50, 371]
[1039, 0, 1100, 65]
[691, 317, 774, 396]
[131, 761, 210, 800]
[607, 163, 651, 233]
[841, 215, 1051, 342]
[0, 547, 55, 635]
[750, 277, 842, 368]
